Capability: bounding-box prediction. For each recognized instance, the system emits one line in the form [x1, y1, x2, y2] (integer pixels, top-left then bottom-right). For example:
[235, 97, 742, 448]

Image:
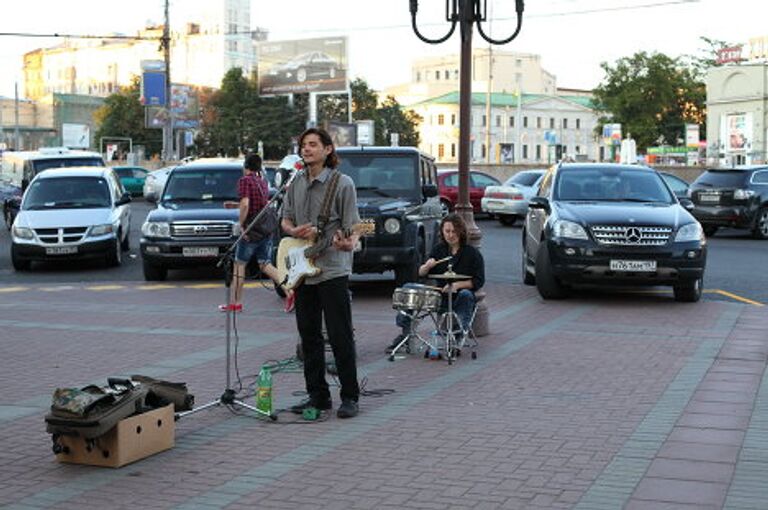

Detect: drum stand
[388, 307, 439, 362]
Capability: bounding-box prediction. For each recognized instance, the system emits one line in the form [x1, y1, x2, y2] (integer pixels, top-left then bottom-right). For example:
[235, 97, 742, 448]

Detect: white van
[1, 147, 105, 228]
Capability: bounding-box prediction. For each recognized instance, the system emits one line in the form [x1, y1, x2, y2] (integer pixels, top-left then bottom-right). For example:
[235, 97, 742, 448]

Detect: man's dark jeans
[295, 276, 359, 403]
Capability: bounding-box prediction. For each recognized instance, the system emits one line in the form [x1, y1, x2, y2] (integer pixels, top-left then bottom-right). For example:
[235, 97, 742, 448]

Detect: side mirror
[115, 192, 132, 206]
[422, 183, 438, 198]
[678, 197, 694, 211]
[528, 196, 550, 212]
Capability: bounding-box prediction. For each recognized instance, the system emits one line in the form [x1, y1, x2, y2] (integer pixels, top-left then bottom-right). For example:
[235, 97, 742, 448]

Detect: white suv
[10, 167, 132, 270]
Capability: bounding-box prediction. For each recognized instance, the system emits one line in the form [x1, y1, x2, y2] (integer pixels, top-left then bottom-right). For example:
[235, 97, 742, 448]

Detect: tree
[376, 95, 422, 147]
[93, 77, 162, 157]
[593, 51, 705, 152]
[684, 36, 742, 80]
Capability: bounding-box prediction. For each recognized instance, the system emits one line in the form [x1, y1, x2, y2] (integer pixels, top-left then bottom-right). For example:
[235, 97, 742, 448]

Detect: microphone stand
[177, 168, 301, 422]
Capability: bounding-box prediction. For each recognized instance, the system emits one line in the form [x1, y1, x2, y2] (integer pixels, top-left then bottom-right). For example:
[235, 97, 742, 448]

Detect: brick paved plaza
[0, 280, 766, 509]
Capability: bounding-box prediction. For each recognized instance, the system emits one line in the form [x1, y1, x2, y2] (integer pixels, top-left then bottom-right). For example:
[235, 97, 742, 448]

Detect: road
[0, 200, 765, 305]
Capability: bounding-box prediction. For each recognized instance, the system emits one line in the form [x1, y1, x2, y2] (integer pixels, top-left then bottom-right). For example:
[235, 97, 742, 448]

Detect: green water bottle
[256, 366, 272, 414]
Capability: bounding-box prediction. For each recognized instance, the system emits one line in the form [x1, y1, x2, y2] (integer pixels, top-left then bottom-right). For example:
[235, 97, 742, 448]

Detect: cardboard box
[55, 404, 174, 468]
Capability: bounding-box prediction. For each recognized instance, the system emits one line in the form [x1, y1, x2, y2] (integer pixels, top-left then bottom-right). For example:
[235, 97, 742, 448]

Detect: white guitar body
[276, 238, 321, 291]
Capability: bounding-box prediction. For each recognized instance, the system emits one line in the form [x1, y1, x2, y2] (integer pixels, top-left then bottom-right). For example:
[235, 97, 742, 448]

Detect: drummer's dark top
[428, 243, 485, 292]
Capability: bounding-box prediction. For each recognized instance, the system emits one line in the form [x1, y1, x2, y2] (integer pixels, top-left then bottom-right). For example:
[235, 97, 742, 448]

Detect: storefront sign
[715, 46, 744, 65]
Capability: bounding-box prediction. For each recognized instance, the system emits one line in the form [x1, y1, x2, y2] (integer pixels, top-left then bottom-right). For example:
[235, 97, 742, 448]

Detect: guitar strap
[305, 170, 341, 259]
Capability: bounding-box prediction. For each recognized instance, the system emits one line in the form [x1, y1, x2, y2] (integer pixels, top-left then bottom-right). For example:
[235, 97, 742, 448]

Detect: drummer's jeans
[295, 276, 360, 403]
[396, 284, 476, 333]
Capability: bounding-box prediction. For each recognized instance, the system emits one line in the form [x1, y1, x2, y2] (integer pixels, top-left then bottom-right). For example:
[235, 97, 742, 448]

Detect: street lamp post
[409, 0, 524, 246]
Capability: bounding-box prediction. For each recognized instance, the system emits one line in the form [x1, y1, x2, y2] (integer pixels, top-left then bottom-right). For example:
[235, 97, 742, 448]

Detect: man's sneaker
[337, 399, 359, 419]
[289, 397, 332, 415]
[218, 303, 243, 312]
[385, 334, 406, 353]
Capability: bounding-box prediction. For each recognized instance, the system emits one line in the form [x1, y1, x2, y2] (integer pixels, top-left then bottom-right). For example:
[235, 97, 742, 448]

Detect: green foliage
[593, 51, 705, 151]
[93, 77, 162, 157]
[684, 36, 740, 80]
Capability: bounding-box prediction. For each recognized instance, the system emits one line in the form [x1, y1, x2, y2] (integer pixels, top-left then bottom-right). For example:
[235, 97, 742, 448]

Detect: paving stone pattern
[0, 281, 766, 509]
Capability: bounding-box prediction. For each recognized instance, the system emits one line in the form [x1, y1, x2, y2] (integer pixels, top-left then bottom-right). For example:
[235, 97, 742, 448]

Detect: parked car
[482, 169, 546, 226]
[268, 51, 340, 83]
[113, 166, 149, 196]
[1, 147, 105, 229]
[522, 163, 706, 302]
[658, 171, 690, 199]
[140, 161, 244, 281]
[142, 166, 176, 202]
[10, 167, 131, 270]
[688, 166, 768, 239]
[336, 146, 443, 285]
[437, 169, 500, 215]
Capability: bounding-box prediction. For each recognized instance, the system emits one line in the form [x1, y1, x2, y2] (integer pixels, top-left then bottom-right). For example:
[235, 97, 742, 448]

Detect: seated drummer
[388, 214, 485, 352]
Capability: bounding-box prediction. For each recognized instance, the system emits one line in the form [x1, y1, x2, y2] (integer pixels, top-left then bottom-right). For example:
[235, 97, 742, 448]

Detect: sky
[0, 0, 766, 100]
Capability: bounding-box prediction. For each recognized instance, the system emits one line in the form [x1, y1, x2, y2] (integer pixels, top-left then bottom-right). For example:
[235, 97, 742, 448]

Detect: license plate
[610, 259, 657, 272]
[183, 246, 218, 257]
[699, 194, 719, 203]
[486, 200, 505, 209]
[45, 246, 78, 255]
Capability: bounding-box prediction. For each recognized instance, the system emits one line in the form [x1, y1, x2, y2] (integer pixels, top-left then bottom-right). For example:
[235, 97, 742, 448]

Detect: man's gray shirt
[282, 167, 360, 284]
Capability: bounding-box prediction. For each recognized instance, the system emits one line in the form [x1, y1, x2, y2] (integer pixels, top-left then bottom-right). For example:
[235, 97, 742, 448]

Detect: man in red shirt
[223, 153, 293, 312]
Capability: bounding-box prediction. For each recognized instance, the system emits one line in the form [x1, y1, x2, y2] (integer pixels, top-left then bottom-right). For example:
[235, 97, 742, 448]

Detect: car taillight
[734, 189, 755, 200]
[488, 191, 523, 200]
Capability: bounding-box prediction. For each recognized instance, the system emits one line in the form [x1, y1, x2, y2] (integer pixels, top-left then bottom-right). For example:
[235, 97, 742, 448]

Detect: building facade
[706, 63, 768, 166]
[23, 0, 260, 100]
[410, 91, 600, 164]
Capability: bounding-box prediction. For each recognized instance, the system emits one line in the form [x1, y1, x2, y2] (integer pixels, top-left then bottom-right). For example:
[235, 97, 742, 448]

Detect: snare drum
[392, 284, 441, 312]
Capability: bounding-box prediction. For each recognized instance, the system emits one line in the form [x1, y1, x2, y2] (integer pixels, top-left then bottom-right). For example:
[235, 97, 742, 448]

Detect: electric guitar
[277, 220, 375, 291]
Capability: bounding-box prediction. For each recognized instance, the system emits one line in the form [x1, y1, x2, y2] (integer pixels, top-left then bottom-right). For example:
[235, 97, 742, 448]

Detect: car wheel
[296, 67, 307, 82]
[143, 260, 167, 281]
[395, 235, 424, 286]
[499, 215, 517, 226]
[11, 245, 31, 271]
[752, 208, 768, 240]
[105, 238, 122, 267]
[534, 242, 566, 299]
[521, 235, 535, 286]
[673, 277, 702, 302]
[703, 225, 718, 237]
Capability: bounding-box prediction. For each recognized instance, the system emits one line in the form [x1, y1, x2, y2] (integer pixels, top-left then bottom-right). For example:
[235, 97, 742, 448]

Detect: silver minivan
[10, 167, 131, 270]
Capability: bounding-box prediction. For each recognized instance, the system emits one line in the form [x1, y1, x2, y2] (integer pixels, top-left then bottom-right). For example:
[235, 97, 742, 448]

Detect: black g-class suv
[336, 146, 443, 285]
[689, 166, 768, 239]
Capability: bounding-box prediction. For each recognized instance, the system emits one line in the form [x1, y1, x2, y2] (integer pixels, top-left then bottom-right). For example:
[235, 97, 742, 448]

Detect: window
[438, 144, 445, 159]
[482, 115, 486, 127]
[496, 115, 501, 127]
[444, 70, 449, 80]
[523, 145, 529, 159]
[416, 71, 421, 82]
[481, 144, 486, 159]
[523, 116, 528, 128]
[575, 145, 581, 154]
[753, 171, 768, 184]
[435, 70, 440, 80]
[451, 143, 456, 158]
[451, 114, 456, 126]
[563, 118, 568, 129]
[549, 118, 555, 129]
[535, 145, 541, 160]
[576, 118, 581, 129]
[438, 114, 445, 126]
[536, 117, 541, 129]
[509, 116, 515, 128]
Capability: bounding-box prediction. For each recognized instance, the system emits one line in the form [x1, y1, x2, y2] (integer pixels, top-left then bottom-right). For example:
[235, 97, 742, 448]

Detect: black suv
[336, 146, 443, 285]
[140, 161, 244, 280]
[689, 166, 768, 239]
[522, 163, 707, 302]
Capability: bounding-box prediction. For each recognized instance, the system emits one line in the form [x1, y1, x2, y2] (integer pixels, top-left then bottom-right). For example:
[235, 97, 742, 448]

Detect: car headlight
[734, 189, 755, 200]
[552, 219, 588, 240]
[675, 222, 704, 243]
[384, 217, 401, 234]
[12, 225, 34, 240]
[90, 224, 114, 236]
[142, 221, 171, 237]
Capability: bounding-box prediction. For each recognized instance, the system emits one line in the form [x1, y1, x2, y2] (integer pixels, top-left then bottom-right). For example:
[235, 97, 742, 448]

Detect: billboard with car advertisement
[257, 37, 348, 96]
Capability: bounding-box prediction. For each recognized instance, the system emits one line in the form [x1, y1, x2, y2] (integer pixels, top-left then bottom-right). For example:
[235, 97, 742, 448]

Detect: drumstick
[434, 256, 451, 265]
